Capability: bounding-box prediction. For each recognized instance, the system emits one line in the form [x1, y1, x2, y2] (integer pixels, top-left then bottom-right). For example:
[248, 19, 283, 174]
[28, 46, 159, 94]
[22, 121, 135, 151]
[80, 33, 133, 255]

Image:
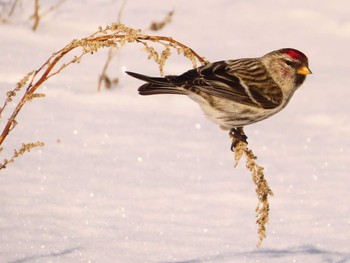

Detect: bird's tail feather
[125, 71, 185, 96]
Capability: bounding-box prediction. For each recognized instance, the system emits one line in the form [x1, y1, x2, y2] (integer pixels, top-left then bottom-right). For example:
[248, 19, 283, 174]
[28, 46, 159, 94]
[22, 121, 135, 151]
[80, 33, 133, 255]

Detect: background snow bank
[0, 0, 349, 262]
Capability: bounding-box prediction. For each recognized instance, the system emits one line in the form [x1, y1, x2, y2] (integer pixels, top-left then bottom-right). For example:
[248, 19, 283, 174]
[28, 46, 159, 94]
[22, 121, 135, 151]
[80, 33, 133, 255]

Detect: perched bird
[126, 48, 311, 147]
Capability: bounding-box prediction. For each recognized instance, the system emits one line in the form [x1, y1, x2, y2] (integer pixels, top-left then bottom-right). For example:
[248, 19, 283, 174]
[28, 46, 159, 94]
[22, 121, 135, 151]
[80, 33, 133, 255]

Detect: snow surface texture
[1, 0, 349, 262]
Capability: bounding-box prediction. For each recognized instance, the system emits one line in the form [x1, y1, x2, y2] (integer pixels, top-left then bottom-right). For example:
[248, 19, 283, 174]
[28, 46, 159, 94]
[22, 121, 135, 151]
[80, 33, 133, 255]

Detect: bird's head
[262, 48, 312, 92]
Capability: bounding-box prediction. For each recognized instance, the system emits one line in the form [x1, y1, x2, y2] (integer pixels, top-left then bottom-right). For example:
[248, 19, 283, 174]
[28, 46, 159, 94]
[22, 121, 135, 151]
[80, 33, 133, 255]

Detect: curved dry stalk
[0, 23, 207, 154]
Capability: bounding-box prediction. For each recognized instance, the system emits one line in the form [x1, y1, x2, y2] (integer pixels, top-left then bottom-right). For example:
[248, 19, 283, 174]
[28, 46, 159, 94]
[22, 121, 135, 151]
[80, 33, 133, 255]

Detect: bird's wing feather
[168, 60, 283, 109]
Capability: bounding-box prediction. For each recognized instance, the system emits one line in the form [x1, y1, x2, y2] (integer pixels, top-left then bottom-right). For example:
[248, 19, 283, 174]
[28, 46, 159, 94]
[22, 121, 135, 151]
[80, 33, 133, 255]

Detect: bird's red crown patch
[285, 49, 305, 60]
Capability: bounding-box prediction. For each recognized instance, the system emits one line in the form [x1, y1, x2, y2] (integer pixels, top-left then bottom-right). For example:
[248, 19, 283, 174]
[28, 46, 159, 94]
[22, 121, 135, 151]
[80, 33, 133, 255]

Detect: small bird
[126, 48, 311, 147]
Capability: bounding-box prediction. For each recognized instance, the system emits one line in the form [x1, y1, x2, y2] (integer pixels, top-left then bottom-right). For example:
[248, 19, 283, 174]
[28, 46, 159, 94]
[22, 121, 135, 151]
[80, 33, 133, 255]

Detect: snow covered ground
[0, 0, 349, 262]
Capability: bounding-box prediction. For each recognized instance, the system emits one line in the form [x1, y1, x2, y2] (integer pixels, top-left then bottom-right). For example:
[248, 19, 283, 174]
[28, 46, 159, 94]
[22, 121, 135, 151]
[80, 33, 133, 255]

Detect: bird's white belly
[188, 93, 282, 130]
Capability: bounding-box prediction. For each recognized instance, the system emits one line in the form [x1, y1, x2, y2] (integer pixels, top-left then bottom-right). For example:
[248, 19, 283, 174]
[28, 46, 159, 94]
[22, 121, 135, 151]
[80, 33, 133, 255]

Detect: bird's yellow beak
[297, 65, 312, 75]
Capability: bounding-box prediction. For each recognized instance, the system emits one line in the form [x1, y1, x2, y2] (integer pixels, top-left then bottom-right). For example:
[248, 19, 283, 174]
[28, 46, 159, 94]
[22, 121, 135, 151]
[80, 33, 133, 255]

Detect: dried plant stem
[98, 48, 115, 91]
[231, 130, 273, 247]
[0, 23, 207, 154]
[32, 0, 40, 31]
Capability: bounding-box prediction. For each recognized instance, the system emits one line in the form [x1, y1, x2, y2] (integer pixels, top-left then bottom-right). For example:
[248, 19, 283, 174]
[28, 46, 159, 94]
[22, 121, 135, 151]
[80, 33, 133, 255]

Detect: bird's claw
[230, 127, 248, 151]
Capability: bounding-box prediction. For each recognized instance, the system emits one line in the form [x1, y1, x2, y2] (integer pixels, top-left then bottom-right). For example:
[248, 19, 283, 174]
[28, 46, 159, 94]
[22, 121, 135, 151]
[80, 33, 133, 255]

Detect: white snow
[0, 0, 349, 262]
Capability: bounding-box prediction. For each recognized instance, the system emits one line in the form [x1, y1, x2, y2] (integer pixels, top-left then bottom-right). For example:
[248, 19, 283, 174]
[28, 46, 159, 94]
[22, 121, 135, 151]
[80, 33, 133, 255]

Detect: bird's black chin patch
[295, 74, 306, 87]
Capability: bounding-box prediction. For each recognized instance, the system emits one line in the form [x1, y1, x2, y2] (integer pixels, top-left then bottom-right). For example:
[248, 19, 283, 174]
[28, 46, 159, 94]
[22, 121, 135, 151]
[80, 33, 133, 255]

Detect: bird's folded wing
[169, 61, 282, 109]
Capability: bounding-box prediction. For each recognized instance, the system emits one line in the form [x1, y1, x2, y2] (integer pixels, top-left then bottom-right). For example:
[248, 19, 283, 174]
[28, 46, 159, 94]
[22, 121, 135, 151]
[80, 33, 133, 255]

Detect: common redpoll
[126, 48, 311, 146]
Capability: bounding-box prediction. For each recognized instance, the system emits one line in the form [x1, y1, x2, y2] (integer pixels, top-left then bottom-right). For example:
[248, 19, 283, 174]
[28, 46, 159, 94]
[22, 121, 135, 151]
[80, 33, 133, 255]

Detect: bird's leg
[230, 127, 248, 151]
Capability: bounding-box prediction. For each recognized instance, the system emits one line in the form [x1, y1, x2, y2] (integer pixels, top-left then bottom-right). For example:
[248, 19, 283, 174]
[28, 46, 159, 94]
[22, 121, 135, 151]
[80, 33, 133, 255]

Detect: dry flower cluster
[0, 20, 273, 246]
[98, 9, 176, 91]
[0, 142, 45, 169]
[232, 133, 273, 247]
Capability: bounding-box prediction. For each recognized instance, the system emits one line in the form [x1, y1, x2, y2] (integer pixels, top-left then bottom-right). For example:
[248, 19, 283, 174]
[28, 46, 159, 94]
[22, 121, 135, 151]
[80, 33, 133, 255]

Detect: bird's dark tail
[125, 71, 185, 96]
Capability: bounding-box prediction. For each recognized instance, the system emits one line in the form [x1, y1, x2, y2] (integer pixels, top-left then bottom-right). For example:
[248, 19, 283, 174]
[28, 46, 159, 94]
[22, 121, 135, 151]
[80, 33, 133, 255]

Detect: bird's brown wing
[167, 60, 282, 109]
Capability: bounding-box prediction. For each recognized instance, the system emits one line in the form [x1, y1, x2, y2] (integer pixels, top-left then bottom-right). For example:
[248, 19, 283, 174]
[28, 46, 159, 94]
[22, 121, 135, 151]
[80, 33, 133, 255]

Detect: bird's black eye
[285, 60, 293, 66]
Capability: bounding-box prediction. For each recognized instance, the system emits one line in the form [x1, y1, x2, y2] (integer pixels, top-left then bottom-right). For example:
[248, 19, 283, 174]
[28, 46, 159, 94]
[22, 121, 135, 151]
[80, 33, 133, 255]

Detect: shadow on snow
[159, 245, 350, 263]
[8, 247, 81, 263]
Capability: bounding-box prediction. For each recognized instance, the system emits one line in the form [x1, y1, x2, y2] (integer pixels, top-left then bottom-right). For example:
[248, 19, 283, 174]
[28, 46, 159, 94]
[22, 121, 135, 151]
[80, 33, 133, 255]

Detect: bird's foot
[230, 127, 248, 151]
